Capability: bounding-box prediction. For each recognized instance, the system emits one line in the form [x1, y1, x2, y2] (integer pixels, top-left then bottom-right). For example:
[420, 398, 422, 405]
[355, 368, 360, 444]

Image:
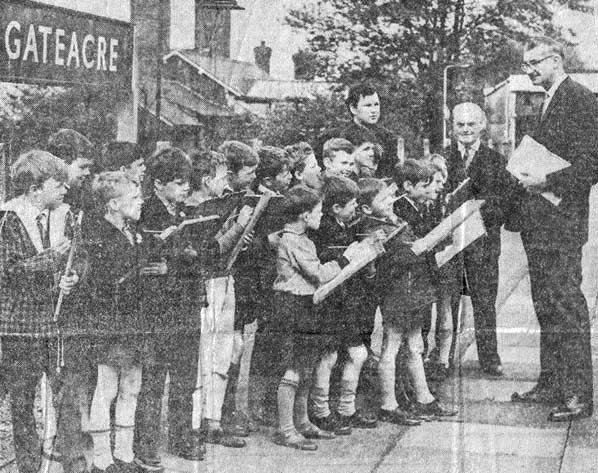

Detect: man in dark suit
[444, 103, 515, 377]
[315, 83, 399, 178]
[510, 37, 598, 421]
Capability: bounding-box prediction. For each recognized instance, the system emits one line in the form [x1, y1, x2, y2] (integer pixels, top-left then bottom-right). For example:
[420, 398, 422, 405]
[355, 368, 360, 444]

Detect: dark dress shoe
[134, 455, 165, 473]
[169, 430, 206, 461]
[298, 423, 336, 439]
[548, 396, 593, 422]
[273, 431, 317, 451]
[222, 422, 249, 438]
[511, 386, 559, 404]
[413, 399, 458, 418]
[482, 363, 504, 377]
[204, 427, 247, 448]
[312, 414, 352, 435]
[378, 408, 422, 426]
[114, 459, 139, 473]
[342, 410, 378, 429]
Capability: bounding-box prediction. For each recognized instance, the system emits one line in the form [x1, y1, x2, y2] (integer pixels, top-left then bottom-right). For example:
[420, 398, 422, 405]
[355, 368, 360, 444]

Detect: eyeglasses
[521, 55, 556, 71]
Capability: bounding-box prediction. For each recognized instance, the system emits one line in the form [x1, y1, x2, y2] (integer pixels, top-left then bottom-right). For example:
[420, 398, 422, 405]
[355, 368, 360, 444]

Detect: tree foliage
[286, 0, 591, 147]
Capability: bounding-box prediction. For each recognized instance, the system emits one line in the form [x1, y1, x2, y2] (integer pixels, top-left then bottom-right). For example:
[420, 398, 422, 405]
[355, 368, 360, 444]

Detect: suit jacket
[511, 77, 598, 247]
[445, 142, 515, 243]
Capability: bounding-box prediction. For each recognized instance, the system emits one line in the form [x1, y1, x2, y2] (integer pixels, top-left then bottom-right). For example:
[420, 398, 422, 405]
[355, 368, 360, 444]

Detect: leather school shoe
[114, 459, 139, 473]
[548, 396, 593, 422]
[273, 431, 318, 451]
[311, 413, 352, 435]
[204, 427, 247, 448]
[134, 455, 165, 473]
[511, 385, 559, 404]
[298, 422, 336, 439]
[338, 410, 378, 429]
[481, 363, 504, 377]
[378, 408, 422, 426]
[413, 399, 458, 418]
[169, 430, 206, 461]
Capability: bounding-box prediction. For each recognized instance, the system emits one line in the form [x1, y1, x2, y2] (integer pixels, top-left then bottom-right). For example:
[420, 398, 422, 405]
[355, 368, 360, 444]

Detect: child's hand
[241, 231, 255, 250]
[183, 244, 198, 259]
[59, 272, 79, 294]
[51, 239, 71, 256]
[372, 229, 386, 242]
[157, 225, 178, 241]
[140, 259, 168, 275]
[411, 238, 427, 255]
[343, 241, 363, 262]
[237, 205, 254, 227]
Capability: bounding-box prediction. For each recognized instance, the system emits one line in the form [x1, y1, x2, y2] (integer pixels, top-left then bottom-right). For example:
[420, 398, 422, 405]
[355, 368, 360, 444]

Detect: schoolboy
[309, 175, 377, 435]
[216, 141, 261, 437]
[376, 160, 457, 419]
[84, 172, 162, 473]
[353, 142, 383, 178]
[99, 141, 147, 185]
[321, 138, 356, 180]
[269, 185, 356, 450]
[0, 150, 79, 473]
[185, 149, 252, 449]
[285, 142, 323, 190]
[135, 147, 205, 465]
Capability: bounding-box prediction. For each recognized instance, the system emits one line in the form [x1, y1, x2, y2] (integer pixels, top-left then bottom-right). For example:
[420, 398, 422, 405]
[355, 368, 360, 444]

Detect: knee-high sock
[437, 297, 454, 368]
[89, 365, 118, 469]
[378, 328, 402, 411]
[293, 368, 312, 428]
[114, 366, 142, 463]
[338, 345, 368, 417]
[405, 329, 434, 404]
[310, 351, 338, 419]
[278, 373, 299, 436]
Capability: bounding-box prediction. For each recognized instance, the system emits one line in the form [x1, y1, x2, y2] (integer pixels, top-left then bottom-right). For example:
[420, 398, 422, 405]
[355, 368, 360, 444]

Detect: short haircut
[256, 146, 291, 183]
[285, 142, 314, 166]
[146, 146, 191, 184]
[321, 174, 359, 213]
[393, 159, 435, 187]
[282, 185, 322, 223]
[47, 129, 95, 164]
[218, 141, 259, 174]
[346, 82, 378, 112]
[92, 170, 136, 208]
[357, 177, 387, 207]
[189, 149, 227, 191]
[426, 153, 448, 180]
[100, 141, 141, 172]
[527, 36, 565, 58]
[354, 142, 383, 166]
[322, 138, 354, 161]
[11, 150, 68, 196]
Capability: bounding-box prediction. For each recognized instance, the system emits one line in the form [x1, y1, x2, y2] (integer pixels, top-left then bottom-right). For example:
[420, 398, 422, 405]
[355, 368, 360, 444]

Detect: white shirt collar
[457, 139, 481, 157]
[400, 194, 420, 212]
[2, 196, 45, 252]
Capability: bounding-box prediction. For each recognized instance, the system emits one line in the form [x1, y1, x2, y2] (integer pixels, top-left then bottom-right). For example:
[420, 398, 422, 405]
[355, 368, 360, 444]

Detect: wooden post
[423, 138, 431, 157]
[396, 137, 405, 164]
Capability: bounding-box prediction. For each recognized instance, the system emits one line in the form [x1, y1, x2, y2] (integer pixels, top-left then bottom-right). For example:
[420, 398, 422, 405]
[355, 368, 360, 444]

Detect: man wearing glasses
[510, 37, 598, 422]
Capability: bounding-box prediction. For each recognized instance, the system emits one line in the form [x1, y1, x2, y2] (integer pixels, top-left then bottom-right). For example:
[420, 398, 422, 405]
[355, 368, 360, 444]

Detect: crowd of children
[0, 83, 469, 472]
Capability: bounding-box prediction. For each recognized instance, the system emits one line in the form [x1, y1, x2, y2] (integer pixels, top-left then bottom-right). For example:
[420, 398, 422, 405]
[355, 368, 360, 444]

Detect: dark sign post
[0, 0, 133, 88]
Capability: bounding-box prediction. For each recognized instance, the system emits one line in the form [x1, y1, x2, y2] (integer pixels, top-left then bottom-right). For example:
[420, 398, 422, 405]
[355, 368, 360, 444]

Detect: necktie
[463, 147, 475, 170]
[36, 211, 50, 249]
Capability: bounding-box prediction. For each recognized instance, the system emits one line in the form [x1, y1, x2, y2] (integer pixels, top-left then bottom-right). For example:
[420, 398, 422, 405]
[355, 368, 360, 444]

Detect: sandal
[273, 431, 317, 451]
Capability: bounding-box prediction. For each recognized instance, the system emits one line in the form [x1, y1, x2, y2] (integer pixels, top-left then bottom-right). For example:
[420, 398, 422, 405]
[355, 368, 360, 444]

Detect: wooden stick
[54, 211, 83, 321]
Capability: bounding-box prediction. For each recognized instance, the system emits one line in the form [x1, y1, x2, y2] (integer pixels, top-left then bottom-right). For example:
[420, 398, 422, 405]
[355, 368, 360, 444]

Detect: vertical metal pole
[155, 0, 164, 141]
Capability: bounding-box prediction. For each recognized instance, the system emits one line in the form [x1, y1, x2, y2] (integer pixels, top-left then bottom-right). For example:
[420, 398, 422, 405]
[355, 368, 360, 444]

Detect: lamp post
[442, 63, 471, 148]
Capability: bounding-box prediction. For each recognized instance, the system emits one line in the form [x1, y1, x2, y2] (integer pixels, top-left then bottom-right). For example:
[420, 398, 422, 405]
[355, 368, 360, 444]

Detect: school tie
[36, 211, 51, 249]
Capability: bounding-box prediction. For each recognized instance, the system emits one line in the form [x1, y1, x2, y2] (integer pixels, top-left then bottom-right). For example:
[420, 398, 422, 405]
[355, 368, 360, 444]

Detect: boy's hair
[285, 142, 314, 168]
[394, 159, 435, 187]
[99, 141, 141, 172]
[426, 153, 448, 180]
[218, 141, 259, 174]
[47, 129, 95, 164]
[11, 150, 68, 196]
[282, 185, 321, 222]
[146, 146, 192, 184]
[256, 146, 290, 183]
[357, 177, 387, 207]
[354, 142, 383, 166]
[346, 82, 378, 112]
[189, 149, 227, 191]
[322, 138, 354, 161]
[92, 170, 136, 208]
[321, 174, 359, 213]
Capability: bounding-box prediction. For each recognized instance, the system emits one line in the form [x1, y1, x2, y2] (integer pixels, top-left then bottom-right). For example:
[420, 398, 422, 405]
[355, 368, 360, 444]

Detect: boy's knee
[347, 345, 368, 366]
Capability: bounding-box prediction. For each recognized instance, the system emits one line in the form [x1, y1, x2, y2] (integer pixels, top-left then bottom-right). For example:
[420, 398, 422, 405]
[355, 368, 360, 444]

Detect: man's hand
[140, 259, 168, 276]
[157, 225, 178, 241]
[518, 172, 547, 194]
[237, 205, 254, 228]
[59, 272, 79, 295]
[51, 239, 71, 255]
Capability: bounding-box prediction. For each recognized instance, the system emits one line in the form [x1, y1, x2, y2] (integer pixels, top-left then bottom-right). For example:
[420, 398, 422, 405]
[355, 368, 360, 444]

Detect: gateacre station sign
[0, 0, 133, 87]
